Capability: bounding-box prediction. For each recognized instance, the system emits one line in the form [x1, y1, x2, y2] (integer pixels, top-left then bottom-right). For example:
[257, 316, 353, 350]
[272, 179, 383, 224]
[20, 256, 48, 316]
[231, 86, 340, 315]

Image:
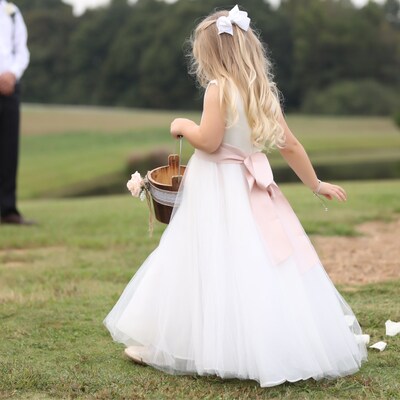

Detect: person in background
[0, 1, 32, 225]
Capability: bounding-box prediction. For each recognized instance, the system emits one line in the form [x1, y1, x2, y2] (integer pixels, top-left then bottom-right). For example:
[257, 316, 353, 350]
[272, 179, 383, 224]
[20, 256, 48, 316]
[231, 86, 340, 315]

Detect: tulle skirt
[104, 151, 368, 387]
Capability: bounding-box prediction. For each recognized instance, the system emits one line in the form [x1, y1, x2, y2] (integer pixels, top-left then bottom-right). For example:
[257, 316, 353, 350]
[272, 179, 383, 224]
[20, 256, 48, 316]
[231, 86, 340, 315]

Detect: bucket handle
[176, 135, 183, 178]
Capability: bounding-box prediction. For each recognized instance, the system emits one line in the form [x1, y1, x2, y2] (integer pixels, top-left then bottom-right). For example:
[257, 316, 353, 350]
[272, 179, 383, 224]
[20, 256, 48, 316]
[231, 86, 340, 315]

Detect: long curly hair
[188, 8, 285, 150]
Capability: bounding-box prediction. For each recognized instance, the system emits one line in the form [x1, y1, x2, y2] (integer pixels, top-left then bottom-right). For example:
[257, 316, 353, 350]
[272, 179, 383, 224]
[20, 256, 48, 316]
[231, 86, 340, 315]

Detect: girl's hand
[317, 182, 347, 202]
[170, 118, 187, 139]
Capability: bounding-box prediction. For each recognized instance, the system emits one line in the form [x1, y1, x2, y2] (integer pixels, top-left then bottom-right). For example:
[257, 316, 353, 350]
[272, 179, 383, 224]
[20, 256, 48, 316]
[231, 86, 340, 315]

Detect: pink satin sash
[196, 143, 319, 270]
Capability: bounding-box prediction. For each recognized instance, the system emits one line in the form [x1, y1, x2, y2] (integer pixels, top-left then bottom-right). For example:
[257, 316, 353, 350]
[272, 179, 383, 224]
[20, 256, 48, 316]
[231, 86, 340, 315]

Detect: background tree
[16, 0, 400, 113]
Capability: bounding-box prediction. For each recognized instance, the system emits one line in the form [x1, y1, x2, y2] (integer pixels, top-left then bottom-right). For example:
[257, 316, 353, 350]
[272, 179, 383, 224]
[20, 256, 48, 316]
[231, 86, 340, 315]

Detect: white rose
[127, 171, 143, 197]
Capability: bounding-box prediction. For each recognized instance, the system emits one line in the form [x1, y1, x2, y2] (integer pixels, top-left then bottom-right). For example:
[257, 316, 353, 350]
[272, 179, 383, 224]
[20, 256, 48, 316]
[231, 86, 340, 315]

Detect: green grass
[1, 181, 399, 399]
[19, 107, 400, 199]
[283, 180, 400, 235]
[20, 129, 172, 198]
[19, 104, 199, 199]
[2, 107, 399, 398]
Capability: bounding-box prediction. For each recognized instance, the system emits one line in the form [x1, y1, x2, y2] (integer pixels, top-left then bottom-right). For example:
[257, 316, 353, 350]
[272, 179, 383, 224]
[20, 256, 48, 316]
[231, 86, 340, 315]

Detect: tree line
[16, 0, 400, 114]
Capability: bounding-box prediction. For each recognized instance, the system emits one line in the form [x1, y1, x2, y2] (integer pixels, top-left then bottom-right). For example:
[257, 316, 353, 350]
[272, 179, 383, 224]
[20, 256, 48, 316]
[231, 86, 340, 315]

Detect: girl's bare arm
[170, 84, 225, 154]
[277, 110, 347, 201]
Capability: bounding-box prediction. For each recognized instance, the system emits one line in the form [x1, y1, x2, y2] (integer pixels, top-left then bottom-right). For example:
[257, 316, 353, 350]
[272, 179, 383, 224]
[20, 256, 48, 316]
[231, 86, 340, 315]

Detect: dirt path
[313, 218, 400, 285]
[1, 219, 398, 287]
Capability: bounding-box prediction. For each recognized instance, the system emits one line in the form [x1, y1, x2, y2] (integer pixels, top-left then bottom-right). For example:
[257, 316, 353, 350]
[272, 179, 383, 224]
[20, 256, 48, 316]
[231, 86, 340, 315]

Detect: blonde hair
[189, 9, 285, 150]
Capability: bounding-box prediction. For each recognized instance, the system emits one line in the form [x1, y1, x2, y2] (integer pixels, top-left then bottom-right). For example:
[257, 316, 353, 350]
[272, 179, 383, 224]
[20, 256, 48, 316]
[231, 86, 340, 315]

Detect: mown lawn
[19, 106, 400, 199]
[1, 180, 399, 399]
[2, 107, 399, 398]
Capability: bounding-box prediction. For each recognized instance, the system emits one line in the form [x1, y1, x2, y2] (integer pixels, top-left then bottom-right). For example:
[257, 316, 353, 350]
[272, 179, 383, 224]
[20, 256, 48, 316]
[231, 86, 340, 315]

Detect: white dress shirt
[0, 0, 30, 80]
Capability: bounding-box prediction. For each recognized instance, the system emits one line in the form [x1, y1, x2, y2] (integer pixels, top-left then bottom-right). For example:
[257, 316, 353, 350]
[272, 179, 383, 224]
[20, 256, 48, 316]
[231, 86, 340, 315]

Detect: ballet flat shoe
[124, 346, 147, 366]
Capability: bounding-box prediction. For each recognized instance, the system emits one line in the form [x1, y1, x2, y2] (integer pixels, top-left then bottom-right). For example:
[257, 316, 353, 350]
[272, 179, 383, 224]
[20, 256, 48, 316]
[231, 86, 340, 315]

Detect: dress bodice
[208, 80, 257, 154]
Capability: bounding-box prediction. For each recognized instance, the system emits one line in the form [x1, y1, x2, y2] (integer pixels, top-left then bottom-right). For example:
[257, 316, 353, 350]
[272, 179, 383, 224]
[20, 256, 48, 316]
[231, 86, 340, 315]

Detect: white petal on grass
[354, 334, 370, 345]
[385, 320, 400, 337]
[369, 341, 387, 351]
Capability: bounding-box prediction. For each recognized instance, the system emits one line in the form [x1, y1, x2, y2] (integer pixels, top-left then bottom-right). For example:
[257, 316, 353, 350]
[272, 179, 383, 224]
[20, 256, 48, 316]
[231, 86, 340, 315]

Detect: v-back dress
[104, 81, 368, 387]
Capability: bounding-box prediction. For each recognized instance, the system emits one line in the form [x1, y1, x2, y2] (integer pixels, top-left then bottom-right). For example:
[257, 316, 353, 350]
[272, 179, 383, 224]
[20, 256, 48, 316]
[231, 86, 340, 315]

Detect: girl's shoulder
[205, 80, 219, 97]
[208, 79, 218, 86]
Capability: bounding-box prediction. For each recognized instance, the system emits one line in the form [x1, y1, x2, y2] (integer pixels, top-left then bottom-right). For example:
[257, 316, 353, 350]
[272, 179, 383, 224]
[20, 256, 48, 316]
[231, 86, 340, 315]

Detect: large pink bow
[196, 143, 293, 265]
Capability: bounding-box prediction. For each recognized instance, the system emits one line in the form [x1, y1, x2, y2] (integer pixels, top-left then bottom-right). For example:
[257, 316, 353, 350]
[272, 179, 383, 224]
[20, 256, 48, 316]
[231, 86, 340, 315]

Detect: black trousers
[0, 84, 20, 218]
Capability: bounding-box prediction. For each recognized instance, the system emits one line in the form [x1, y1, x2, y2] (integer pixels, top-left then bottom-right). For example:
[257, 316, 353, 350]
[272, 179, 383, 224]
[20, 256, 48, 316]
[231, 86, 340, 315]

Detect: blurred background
[17, 0, 400, 200]
[18, 0, 400, 111]
[1, 2, 400, 398]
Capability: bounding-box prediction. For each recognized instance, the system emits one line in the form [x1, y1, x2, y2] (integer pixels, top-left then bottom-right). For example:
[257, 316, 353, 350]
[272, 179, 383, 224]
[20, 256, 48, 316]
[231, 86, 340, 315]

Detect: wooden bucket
[147, 154, 186, 224]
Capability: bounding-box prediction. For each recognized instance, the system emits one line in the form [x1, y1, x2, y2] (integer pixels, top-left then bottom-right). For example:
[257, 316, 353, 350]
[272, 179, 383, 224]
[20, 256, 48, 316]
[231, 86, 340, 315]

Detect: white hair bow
[216, 5, 251, 36]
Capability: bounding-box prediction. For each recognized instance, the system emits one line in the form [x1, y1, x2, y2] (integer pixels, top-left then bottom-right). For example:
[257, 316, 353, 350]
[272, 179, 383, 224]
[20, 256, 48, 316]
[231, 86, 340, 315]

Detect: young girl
[104, 5, 368, 387]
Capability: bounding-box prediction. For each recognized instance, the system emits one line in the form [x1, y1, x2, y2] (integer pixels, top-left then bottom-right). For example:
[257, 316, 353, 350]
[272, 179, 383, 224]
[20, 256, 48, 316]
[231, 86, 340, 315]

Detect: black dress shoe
[1, 214, 37, 226]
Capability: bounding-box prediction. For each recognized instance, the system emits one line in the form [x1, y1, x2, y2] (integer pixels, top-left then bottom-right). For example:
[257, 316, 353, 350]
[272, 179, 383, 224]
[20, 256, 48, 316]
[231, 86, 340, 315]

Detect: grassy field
[19, 105, 400, 199]
[0, 106, 399, 399]
[1, 182, 400, 399]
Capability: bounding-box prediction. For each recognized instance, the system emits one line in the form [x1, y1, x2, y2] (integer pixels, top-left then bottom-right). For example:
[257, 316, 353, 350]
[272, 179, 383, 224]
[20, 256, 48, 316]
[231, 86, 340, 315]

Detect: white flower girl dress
[104, 82, 368, 387]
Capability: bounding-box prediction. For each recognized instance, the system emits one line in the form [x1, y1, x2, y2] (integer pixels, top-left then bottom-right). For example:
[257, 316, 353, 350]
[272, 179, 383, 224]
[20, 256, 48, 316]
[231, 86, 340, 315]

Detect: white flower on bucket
[126, 171, 154, 235]
[127, 172, 144, 198]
